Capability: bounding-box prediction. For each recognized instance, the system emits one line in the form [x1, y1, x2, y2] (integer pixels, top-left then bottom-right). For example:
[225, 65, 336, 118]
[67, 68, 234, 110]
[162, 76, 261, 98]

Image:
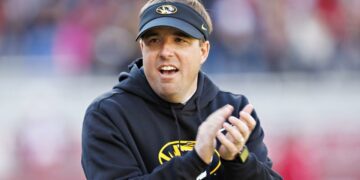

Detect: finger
[239, 111, 257, 131]
[217, 131, 238, 153]
[205, 104, 234, 130]
[228, 116, 249, 140]
[241, 104, 253, 114]
[198, 104, 234, 141]
[239, 104, 256, 131]
[209, 104, 234, 122]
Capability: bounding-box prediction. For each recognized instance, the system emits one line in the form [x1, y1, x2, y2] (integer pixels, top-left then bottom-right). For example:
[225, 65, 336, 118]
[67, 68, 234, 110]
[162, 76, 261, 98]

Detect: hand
[217, 104, 257, 161]
[195, 105, 234, 164]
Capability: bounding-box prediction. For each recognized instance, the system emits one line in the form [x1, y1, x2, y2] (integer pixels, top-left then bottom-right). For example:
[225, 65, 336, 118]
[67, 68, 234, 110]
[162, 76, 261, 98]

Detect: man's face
[140, 27, 209, 103]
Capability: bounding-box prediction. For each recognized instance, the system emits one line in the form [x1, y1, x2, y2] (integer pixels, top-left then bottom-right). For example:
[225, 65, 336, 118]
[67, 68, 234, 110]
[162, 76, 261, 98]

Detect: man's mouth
[159, 65, 179, 74]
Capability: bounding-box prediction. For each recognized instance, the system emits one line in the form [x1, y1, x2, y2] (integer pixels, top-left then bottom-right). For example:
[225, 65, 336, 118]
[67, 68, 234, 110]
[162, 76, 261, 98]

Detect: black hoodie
[82, 59, 282, 180]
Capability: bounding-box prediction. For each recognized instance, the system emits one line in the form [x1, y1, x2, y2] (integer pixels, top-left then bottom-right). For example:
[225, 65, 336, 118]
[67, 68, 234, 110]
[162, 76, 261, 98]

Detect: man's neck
[180, 79, 198, 104]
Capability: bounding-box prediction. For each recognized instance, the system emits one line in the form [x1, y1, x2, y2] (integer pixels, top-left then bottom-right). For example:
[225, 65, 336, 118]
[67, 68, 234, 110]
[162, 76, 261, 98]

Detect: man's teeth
[161, 66, 177, 71]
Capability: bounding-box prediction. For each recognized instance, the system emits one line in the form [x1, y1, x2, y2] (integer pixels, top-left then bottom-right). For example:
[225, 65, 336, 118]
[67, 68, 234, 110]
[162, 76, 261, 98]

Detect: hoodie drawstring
[170, 98, 203, 153]
[170, 106, 182, 151]
[195, 99, 203, 124]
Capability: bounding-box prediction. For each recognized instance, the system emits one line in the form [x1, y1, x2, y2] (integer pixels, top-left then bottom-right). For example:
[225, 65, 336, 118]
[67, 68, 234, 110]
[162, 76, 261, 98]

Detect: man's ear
[200, 41, 210, 64]
[139, 39, 144, 51]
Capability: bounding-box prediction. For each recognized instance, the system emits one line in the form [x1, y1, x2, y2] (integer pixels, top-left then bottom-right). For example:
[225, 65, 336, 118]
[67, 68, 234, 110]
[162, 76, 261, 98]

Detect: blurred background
[0, 0, 359, 179]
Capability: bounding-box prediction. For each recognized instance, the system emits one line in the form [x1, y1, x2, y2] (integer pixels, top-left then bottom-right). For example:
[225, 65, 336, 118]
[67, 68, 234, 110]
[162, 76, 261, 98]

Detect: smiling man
[81, 0, 282, 179]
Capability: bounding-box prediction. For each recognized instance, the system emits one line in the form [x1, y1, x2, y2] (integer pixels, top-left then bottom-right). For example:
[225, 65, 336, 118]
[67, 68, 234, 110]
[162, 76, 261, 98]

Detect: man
[82, 0, 282, 179]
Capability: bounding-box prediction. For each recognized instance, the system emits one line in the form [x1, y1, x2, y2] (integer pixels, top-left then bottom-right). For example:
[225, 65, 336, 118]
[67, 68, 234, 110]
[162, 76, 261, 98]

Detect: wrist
[194, 146, 213, 165]
[221, 145, 249, 163]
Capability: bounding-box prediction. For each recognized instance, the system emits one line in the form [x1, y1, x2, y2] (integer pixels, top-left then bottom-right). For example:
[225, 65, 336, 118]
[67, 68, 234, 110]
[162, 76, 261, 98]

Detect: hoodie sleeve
[81, 105, 208, 180]
[221, 105, 283, 180]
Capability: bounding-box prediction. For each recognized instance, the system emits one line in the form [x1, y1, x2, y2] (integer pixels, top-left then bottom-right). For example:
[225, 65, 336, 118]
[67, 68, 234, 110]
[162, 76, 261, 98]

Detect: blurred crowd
[0, 0, 360, 179]
[0, 0, 359, 75]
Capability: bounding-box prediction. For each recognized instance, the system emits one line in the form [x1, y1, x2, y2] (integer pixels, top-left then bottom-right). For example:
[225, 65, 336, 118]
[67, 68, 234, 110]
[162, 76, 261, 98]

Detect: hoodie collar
[114, 58, 219, 111]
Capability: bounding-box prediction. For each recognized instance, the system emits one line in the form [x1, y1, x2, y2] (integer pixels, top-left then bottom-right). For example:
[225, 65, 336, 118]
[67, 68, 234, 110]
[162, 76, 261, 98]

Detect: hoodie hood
[113, 58, 219, 110]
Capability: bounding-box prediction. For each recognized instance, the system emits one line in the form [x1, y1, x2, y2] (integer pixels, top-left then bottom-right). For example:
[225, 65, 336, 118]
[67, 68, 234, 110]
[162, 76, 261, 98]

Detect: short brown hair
[139, 0, 213, 34]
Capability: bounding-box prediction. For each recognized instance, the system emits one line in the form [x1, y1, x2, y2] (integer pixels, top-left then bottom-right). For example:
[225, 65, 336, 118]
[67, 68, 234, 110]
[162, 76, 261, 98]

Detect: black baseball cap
[136, 2, 209, 41]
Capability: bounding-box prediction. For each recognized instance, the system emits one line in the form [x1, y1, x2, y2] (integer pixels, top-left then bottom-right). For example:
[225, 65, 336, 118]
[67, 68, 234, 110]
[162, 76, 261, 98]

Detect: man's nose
[159, 40, 174, 59]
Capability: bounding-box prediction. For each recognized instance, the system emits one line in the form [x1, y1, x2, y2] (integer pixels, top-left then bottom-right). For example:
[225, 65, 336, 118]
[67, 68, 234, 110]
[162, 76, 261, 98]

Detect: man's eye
[147, 38, 159, 44]
[175, 38, 186, 43]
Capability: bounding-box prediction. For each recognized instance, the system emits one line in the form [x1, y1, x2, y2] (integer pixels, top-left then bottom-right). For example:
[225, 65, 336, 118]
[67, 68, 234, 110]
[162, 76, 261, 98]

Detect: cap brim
[136, 17, 204, 41]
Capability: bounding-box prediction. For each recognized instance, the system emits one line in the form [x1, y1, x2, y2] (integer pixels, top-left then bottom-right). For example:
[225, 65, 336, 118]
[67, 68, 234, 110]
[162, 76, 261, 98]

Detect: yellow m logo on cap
[156, 4, 177, 15]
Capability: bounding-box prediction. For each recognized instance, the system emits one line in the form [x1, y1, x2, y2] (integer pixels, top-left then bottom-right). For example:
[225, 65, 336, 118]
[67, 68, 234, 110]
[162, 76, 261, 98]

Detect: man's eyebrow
[142, 30, 191, 39]
[174, 31, 191, 38]
[142, 31, 159, 38]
